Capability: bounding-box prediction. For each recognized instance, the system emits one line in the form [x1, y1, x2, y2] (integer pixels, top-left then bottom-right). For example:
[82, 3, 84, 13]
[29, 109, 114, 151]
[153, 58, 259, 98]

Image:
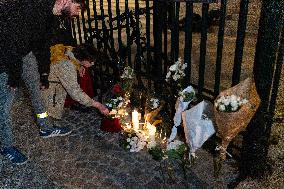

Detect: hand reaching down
[93, 101, 109, 116]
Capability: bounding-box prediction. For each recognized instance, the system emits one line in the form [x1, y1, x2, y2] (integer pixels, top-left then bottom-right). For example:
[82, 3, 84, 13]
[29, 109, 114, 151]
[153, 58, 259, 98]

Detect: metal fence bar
[163, 9, 168, 74]
[170, 2, 176, 62]
[125, 0, 132, 66]
[214, 0, 227, 96]
[269, 24, 284, 121]
[116, 0, 123, 63]
[146, 0, 152, 86]
[183, 2, 193, 85]
[198, 3, 209, 99]
[135, 0, 142, 74]
[75, 16, 83, 44]
[242, 0, 284, 177]
[99, 0, 107, 52]
[85, 0, 93, 43]
[153, 0, 164, 92]
[71, 19, 78, 45]
[80, 4, 88, 42]
[174, 2, 180, 60]
[107, 0, 115, 54]
[231, 0, 249, 86]
[92, 0, 99, 49]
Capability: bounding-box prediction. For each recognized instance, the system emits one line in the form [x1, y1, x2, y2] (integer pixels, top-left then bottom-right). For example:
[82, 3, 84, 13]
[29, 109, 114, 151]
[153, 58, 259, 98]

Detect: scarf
[50, 44, 80, 70]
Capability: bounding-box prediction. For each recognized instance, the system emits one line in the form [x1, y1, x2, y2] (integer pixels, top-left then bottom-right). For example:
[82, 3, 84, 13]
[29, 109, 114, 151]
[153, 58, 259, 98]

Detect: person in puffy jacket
[42, 44, 109, 120]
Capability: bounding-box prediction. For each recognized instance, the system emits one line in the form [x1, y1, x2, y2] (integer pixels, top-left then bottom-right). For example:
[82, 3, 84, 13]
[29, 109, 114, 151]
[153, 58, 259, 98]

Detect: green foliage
[148, 146, 164, 161]
[166, 144, 187, 160]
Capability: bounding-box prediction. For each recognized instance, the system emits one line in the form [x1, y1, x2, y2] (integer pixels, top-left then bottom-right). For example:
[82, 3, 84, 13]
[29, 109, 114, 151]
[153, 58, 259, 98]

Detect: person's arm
[56, 61, 109, 115]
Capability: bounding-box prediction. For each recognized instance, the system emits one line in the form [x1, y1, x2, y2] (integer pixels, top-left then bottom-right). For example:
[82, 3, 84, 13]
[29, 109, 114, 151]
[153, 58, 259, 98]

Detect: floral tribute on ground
[100, 58, 261, 177]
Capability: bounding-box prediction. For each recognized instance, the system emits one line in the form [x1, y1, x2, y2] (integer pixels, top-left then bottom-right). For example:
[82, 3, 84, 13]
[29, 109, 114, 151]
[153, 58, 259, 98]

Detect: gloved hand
[40, 74, 49, 89]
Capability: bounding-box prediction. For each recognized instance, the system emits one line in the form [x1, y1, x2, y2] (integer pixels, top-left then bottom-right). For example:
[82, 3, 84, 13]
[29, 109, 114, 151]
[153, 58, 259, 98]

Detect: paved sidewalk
[0, 93, 237, 189]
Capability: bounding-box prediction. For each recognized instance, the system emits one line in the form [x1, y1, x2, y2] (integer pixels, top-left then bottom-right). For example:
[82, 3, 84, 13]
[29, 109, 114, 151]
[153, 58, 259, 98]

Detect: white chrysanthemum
[169, 64, 177, 71]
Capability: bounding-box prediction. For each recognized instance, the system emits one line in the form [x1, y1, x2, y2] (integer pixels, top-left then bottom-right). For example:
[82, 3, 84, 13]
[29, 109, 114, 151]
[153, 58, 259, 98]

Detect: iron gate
[70, 0, 283, 179]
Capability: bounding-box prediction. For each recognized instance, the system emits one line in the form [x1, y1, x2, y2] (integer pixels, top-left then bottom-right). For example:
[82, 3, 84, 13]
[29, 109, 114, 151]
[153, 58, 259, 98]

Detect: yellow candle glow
[147, 122, 156, 141]
[132, 110, 139, 130]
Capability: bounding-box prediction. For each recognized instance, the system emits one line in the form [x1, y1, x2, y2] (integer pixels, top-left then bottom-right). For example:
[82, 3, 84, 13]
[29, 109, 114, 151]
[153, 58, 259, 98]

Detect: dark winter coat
[0, 0, 73, 87]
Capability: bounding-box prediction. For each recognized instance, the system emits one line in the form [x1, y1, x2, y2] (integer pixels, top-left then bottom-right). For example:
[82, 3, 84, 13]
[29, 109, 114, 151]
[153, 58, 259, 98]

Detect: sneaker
[0, 147, 28, 165]
[39, 126, 72, 138]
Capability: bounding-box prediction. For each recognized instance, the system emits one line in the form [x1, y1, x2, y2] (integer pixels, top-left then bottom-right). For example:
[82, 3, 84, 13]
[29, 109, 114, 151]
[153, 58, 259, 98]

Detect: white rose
[214, 102, 218, 108]
[224, 99, 230, 106]
[231, 106, 238, 111]
[166, 71, 171, 78]
[219, 104, 226, 111]
[118, 102, 123, 108]
[231, 95, 237, 102]
[242, 99, 248, 104]
[182, 63, 187, 69]
[230, 100, 238, 108]
[130, 149, 135, 152]
[169, 64, 177, 71]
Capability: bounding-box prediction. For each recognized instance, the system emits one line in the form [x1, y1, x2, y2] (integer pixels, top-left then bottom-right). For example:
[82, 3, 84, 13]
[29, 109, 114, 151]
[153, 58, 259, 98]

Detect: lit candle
[132, 110, 139, 130]
[147, 122, 156, 141]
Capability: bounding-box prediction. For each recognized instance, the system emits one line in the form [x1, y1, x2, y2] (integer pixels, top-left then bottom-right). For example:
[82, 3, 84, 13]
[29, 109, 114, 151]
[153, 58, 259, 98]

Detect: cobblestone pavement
[0, 92, 237, 189]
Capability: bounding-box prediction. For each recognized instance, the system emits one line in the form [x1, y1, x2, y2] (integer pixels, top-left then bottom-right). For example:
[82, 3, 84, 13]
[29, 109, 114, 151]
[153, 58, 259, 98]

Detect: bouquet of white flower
[178, 86, 195, 102]
[214, 78, 261, 160]
[169, 86, 195, 142]
[123, 131, 147, 152]
[215, 95, 248, 112]
[165, 57, 187, 83]
[182, 100, 215, 160]
[105, 96, 124, 109]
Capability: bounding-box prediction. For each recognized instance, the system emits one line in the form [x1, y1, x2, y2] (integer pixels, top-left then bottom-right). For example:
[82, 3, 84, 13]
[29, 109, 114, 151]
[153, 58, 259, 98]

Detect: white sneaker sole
[16, 159, 28, 165]
[41, 130, 72, 139]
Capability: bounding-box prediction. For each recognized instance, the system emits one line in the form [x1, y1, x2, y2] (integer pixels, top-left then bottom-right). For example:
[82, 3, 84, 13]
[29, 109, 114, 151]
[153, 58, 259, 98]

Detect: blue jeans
[0, 72, 15, 148]
[0, 52, 51, 148]
[22, 52, 51, 127]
